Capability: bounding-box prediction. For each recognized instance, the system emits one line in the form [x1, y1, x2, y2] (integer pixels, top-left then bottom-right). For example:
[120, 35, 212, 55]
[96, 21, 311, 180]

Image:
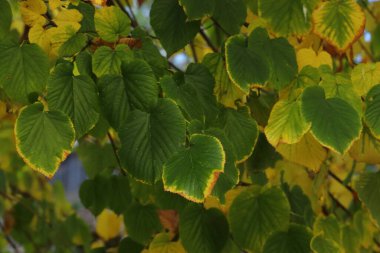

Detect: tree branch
[107, 131, 127, 176]
[199, 29, 218, 52]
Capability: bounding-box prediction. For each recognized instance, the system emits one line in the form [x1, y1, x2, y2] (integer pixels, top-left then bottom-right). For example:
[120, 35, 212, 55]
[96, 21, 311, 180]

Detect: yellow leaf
[312, 0, 365, 52]
[277, 133, 327, 172]
[351, 63, 380, 96]
[48, 25, 77, 55]
[29, 25, 52, 52]
[95, 209, 123, 241]
[148, 233, 186, 253]
[49, 0, 62, 10]
[53, 8, 82, 31]
[296, 48, 332, 70]
[265, 99, 310, 147]
[275, 160, 314, 198]
[20, 0, 47, 26]
[349, 131, 380, 164]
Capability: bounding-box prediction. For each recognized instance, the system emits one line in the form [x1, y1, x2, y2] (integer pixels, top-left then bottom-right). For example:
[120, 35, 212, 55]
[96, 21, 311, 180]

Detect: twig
[0, 221, 20, 253]
[124, 0, 138, 27]
[328, 192, 352, 217]
[358, 40, 375, 62]
[328, 170, 356, 196]
[168, 61, 182, 72]
[211, 17, 231, 36]
[190, 42, 198, 63]
[107, 131, 127, 176]
[199, 29, 218, 52]
[358, 0, 378, 24]
[113, 0, 137, 28]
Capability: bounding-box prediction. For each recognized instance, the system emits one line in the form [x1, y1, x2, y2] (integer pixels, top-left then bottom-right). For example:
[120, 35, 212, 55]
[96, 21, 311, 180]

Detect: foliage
[2, 0, 380, 252]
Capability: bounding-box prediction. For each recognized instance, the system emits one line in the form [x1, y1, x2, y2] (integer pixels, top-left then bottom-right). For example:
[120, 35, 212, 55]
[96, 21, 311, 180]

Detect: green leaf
[98, 75, 130, 130]
[216, 107, 259, 162]
[0, 38, 49, 103]
[342, 225, 360, 253]
[161, 63, 219, 123]
[203, 52, 247, 109]
[58, 32, 88, 57]
[265, 99, 310, 147]
[47, 62, 100, 138]
[312, 0, 365, 51]
[179, 0, 215, 20]
[301, 85, 361, 154]
[76, 141, 116, 178]
[226, 28, 297, 91]
[261, 0, 318, 36]
[179, 205, 229, 253]
[319, 66, 362, 113]
[15, 103, 75, 178]
[262, 224, 312, 253]
[356, 171, 380, 227]
[292, 66, 320, 90]
[313, 215, 341, 244]
[94, 6, 130, 42]
[121, 59, 158, 110]
[265, 37, 298, 89]
[119, 237, 144, 253]
[150, 0, 200, 56]
[0, 0, 12, 37]
[364, 84, 380, 139]
[163, 134, 225, 203]
[311, 234, 341, 253]
[228, 186, 290, 252]
[69, 2, 96, 33]
[123, 202, 162, 244]
[131, 29, 170, 78]
[205, 129, 239, 203]
[119, 99, 186, 183]
[225, 29, 270, 92]
[212, 0, 246, 35]
[107, 176, 132, 214]
[79, 176, 110, 215]
[75, 50, 93, 76]
[92, 45, 133, 78]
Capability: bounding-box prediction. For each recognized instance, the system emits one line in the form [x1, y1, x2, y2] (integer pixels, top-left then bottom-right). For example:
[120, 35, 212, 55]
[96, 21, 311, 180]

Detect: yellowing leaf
[95, 209, 122, 241]
[49, 0, 62, 10]
[265, 99, 310, 147]
[351, 63, 380, 96]
[48, 25, 78, 56]
[29, 25, 52, 52]
[20, 0, 47, 26]
[312, 0, 365, 52]
[349, 131, 380, 164]
[277, 133, 327, 172]
[148, 233, 186, 253]
[53, 8, 83, 31]
[296, 48, 332, 70]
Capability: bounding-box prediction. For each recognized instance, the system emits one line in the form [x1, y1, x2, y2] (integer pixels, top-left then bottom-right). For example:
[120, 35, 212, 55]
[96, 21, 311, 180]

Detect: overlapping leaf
[265, 99, 310, 147]
[0, 37, 49, 103]
[47, 62, 100, 138]
[15, 103, 75, 178]
[119, 99, 186, 183]
[150, 0, 200, 55]
[301, 86, 361, 154]
[229, 186, 290, 252]
[179, 205, 229, 253]
[312, 0, 365, 51]
[95, 6, 130, 42]
[261, 0, 318, 36]
[163, 134, 225, 202]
